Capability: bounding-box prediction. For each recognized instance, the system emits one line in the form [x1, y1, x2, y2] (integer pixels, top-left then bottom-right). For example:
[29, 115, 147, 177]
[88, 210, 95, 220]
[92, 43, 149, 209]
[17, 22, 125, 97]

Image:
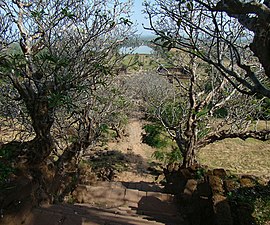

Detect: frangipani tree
[144, 0, 270, 97]
[132, 56, 269, 167]
[0, 0, 134, 200]
[141, 0, 270, 167]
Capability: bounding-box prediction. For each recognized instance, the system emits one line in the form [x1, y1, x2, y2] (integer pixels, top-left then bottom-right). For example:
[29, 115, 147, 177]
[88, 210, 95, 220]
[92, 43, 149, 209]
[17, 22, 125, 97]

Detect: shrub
[142, 124, 170, 149]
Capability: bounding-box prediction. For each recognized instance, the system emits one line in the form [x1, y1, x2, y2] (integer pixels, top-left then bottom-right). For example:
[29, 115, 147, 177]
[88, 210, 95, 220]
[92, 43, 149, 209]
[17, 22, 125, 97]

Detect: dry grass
[0, 123, 33, 143]
[198, 138, 270, 179]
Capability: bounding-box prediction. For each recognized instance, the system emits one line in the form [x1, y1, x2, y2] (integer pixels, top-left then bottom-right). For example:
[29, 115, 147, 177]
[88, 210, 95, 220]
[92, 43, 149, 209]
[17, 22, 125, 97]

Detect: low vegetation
[199, 138, 270, 179]
[228, 184, 270, 225]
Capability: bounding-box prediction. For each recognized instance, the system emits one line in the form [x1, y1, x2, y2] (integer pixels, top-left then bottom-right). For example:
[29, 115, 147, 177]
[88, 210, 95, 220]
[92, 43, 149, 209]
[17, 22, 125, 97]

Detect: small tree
[131, 55, 269, 167]
[0, 0, 133, 162]
[0, 0, 134, 200]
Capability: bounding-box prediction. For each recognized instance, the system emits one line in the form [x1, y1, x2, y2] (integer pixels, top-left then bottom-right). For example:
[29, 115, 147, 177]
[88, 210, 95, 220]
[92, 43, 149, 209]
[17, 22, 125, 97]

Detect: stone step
[72, 182, 177, 215]
[121, 181, 164, 192]
[23, 180, 186, 225]
[26, 203, 184, 225]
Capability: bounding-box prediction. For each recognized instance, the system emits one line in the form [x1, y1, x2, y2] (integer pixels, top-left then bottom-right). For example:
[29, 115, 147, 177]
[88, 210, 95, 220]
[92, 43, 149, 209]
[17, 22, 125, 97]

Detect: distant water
[120, 45, 153, 54]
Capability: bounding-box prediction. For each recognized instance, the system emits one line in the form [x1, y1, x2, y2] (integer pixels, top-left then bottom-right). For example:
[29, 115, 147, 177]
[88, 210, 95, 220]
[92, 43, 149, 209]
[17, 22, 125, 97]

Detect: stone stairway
[24, 181, 185, 225]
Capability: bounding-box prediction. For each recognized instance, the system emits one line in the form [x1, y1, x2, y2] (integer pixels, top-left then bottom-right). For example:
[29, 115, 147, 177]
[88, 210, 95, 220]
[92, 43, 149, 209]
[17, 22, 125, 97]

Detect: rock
[239, 177, 256, 188]
[179, 168, 193, 180]
[213, 168, 227, 179]
[212, 194, 233, 225]
[183, 179, 198, 196]
[206, 169, 213, 176]
[189, 163, 200, 172]
[208, 175, 224, 194]
[72, 185, 87, 203]
[224, 179, 240, 192]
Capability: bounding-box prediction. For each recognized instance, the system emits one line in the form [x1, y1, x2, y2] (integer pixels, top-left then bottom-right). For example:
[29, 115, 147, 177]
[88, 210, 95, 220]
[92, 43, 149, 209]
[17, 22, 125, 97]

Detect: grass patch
[198, 138, 270, 179]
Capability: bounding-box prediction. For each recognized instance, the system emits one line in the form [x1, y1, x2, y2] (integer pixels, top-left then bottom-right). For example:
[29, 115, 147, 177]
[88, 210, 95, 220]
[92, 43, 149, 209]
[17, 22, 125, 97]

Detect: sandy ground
[105, 118, 160, 183]
[107, 118, 155, 159]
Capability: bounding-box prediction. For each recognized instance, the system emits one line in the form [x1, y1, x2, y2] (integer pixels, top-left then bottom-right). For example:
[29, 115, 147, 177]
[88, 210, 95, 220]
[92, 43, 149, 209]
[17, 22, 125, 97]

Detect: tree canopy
[145, 0, 270, 97]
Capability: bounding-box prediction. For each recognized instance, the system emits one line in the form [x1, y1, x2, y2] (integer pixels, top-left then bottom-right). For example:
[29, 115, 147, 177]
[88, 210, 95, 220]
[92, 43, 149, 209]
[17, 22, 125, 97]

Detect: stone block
[208, 175, 224, 194]
[183, 179, 198, 196]
[124, 189, 139, 204]
[240, 178, 256, 188]
[109, 187, 125, 201]
[224, 179, 240, 192]
[212, 194, 233, 225]
[213, 168, 227, 179]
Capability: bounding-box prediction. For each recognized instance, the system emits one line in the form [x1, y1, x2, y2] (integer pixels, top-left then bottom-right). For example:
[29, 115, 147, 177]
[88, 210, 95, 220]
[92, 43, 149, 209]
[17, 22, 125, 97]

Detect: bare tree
[144, 0, 270, 97]
[132, 54, 269, 167]
[0, 0, 134, 200]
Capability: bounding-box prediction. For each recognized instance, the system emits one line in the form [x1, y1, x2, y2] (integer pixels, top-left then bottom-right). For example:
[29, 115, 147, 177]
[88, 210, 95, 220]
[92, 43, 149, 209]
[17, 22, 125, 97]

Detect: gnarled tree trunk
[26, 96, 54, 165]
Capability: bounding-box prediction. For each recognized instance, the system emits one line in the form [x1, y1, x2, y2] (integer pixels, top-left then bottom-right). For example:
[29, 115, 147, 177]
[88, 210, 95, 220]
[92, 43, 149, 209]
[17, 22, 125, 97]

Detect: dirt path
[105, 118, 160, 183]
[107, 118, 155, 160]
[1, 119, 179, 225]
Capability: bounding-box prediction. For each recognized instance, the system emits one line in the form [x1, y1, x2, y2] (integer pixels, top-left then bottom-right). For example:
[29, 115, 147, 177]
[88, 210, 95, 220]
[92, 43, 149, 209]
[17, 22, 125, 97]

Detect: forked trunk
[175, 133, 197, 168]
[26, 97, 54, 164]
[182, 134, 197, 168]
[48, 127, 95, 202]
[183, 144, 196, 168]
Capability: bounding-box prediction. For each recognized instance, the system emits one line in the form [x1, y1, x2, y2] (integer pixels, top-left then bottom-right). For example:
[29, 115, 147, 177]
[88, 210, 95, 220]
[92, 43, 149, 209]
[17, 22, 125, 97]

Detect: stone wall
[164, 164, 268, 225]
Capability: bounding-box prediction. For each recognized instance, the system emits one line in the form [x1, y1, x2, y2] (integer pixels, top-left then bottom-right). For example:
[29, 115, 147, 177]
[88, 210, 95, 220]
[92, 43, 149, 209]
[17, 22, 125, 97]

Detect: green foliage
[195, 107, 209, 118]
[152, 150, 166, 162]
[195, 167, 206, 179]
[167, 147, 182, 163]
[48, 92, 73, 108]
[61, 7, 75, 19]
[213, 107, 228, 118]
[87, 151, 128, 180]
[99, 124, 110, 134]
[38, 52, 68, 66]
[143, 123, 182, 164]
[253, 197, 270, 225]
[0, 146, 16, 185]
[120, 17, 133, 26]
[152, 147, 182, 164]
[142, 124, 171, 149]
[260, 97, 270, 119]
[160, 102, 183, 126]
[228, 185, 270, 225]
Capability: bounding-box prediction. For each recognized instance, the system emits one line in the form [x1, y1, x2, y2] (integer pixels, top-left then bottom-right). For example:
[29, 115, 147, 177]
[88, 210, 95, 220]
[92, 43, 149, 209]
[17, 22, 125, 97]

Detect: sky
[131, 0, 153, 36]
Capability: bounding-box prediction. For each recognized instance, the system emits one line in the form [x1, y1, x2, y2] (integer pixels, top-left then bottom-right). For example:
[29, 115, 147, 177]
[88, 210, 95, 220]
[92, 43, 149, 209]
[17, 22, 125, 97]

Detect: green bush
[228, 185, 270, 225]
[142, 124, 170, 149]
[213, 107, 228, 118]
[0, 145, 16, 185]
[152, 147, 182, 164]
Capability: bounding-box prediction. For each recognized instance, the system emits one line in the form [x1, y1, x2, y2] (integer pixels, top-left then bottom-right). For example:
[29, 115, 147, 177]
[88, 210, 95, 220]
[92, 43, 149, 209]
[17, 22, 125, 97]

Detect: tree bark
[213, 0, 270, 79]
[197, 129, 270, 149]
[182, 56, 198, 168]
[26, 96, 54, 164]
[182, 126, 198, 168]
